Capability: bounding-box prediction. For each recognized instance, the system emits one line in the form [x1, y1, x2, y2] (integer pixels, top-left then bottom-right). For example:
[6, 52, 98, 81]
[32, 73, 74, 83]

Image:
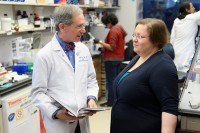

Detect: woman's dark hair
[101, 13, 118, 25]
[178, 1, 190, 19]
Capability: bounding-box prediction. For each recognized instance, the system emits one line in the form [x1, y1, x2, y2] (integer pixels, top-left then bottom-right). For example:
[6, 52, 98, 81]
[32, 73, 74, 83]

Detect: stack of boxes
[92, 55, 106, 98]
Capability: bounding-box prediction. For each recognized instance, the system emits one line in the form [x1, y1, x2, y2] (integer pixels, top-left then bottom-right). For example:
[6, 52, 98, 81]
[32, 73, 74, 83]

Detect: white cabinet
[0, 86, 40, 133]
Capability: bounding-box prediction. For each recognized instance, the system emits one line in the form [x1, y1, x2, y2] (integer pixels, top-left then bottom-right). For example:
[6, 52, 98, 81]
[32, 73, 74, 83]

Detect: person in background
[170, 1, 200, 72]
[94, 13, 127, 107]
[31, 5, 99, 133]
[110, 18, 178, 133]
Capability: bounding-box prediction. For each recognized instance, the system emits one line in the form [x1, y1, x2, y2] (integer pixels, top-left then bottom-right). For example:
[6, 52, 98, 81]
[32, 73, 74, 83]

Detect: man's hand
[87, 99, 98, 116]
[87, 99, 97, 108]
[55, 109, 84, 120]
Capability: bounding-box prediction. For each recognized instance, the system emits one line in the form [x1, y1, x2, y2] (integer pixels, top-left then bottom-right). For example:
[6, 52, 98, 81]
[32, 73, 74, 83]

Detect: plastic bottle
[89, 0, 94, 7]
[40, 16, 44, 28]
[112, 0, 118, 7]
[16, 10, 22, 20]
[44, 17, 50, 28]
[1, 14, 12, 32]
[59, 0, 66, 5]
[34, 13, 40, 28]
[22, 11, 28, 18]
[29, 13, 34, 24]
[93, 43, 96, 51]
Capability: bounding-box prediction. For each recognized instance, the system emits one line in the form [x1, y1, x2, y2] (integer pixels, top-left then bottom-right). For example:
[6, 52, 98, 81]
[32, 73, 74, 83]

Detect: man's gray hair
[53, 5, 83, 31]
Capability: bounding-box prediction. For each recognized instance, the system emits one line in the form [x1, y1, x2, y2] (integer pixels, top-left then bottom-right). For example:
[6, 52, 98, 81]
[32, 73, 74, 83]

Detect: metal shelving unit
[0, 2, 60, 6]
[0, 2, 120, 8]
[0, 27, 46, 35]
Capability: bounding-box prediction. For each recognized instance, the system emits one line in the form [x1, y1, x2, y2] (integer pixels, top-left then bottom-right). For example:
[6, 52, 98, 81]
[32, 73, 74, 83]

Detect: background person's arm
[94, 39, 113, 51]
[99, 41, 114, 51]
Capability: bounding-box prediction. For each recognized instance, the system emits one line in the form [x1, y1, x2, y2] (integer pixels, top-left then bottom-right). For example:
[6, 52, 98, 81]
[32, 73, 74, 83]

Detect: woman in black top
[110, 18, 178, 133]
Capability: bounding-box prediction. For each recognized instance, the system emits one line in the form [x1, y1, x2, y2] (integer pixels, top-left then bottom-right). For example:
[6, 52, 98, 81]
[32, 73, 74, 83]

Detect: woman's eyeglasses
[132, 34, 149, 40]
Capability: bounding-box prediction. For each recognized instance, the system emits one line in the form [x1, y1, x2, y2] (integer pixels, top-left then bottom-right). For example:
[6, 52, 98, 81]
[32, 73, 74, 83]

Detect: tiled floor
[89, 97, 111, 133]
[89, 109, 111, 133]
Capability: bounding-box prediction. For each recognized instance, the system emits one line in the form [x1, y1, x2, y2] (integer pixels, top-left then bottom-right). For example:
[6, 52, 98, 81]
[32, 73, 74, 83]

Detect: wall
[116, 0, 143, 42]
[90, 0, 142, 43]
[90, 26, 109, 41]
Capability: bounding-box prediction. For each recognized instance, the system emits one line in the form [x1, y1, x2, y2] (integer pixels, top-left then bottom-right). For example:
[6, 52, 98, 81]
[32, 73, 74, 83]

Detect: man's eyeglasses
[132, 34, 149, 40]
[73, 24, 85, 31]
[63, 23, 86, 31]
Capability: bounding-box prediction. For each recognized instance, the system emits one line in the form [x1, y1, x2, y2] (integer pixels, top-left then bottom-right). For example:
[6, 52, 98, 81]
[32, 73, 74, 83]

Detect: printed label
[16, 108, 24, 121]
[8, 113, 15, 122]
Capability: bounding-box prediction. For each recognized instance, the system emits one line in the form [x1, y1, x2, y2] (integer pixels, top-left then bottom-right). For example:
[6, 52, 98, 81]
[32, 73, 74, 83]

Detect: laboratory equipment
[0, 86, 40, 133]
[178, 37, 200, 132]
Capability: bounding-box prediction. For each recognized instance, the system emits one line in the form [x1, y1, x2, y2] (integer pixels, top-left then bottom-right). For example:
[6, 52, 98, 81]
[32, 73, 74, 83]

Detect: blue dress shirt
[55, 34, 75, 70]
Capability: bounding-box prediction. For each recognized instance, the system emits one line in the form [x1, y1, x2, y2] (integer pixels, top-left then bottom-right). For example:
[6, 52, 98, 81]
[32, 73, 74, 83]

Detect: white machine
[178, 37, 200, 131]
[0, 86, 40, 133]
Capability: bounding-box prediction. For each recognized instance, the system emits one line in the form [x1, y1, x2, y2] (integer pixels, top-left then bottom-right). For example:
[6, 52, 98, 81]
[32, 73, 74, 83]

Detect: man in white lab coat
[31, 5, 99, 133]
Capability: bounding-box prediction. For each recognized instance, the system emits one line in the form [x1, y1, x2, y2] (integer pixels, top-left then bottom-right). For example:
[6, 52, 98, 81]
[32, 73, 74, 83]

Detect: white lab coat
[31, 35, 99, 133]
[170, 11, 200, 71]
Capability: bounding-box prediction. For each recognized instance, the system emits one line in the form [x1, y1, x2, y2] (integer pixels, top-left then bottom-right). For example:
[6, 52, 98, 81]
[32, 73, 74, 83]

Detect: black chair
[163, 43, 175, 60]
[124, 41, 175, 60]
[124, 39, 137, 61]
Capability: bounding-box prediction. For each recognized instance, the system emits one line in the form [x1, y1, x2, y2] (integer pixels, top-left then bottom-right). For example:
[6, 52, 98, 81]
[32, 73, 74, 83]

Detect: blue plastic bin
[12, 62, 28, 75]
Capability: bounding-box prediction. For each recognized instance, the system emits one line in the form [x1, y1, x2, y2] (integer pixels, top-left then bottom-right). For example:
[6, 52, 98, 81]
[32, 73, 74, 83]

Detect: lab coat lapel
[51, 37, 72, 66]
[75, 43, 80, 72]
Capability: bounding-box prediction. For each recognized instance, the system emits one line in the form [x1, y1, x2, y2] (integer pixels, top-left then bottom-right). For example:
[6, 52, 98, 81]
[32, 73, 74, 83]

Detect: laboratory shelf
[0, 2, 60, 6]
[0, 27, 46, 35]
[0, 2, 120, 9]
